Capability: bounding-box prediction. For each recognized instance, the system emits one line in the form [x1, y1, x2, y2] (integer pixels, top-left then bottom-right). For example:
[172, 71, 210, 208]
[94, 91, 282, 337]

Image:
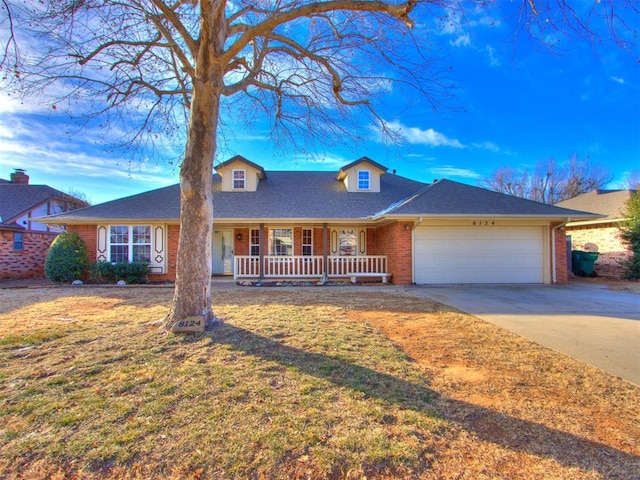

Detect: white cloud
[471, 141, 500, 152]
[0, 111, 176, 202]
[451, 33, 471, 48]
[430, 166, 481, 179]
[385, 120, 465, 148]
[486, 45, 500, 67]
[611, 76, 625, 84]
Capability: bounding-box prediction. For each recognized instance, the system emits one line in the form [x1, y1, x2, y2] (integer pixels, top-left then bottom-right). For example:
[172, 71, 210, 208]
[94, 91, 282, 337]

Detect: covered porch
[213, 223, 397, 284]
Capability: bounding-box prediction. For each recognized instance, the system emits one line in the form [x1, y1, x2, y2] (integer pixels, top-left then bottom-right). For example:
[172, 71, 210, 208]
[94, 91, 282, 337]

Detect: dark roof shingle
[42, 172, 597, 224]
[384, 179, 596, 217]
[555, 189, 636, 220]
[0, 184, 79, 222]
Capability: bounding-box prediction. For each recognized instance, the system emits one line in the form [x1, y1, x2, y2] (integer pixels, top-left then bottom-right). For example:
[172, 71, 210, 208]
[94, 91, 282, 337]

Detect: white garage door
[414, 226, 545, 284]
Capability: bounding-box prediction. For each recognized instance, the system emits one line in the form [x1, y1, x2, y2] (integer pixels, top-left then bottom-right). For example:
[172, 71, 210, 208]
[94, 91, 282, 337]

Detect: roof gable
[555, 189, 636, 220]
[336, 156, 387, 180]
[336, 157, 388, 193]
[381, 179, 601, 218]
[0, 184, 84, 223]
[215, 155, 267, 179]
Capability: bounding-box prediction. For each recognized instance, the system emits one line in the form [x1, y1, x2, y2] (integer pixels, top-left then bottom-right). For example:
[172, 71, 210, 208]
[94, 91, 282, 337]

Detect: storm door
[212, 229, 233, 275]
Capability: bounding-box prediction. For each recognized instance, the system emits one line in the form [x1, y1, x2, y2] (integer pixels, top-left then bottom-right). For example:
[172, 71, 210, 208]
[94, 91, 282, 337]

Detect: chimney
[10, 169, 29, 185]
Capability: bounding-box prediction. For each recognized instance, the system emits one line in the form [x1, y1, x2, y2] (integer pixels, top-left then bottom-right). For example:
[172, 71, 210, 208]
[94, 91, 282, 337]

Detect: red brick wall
[373, 222, 412, 285]
[313, 227, 324, 256]
[234, 228, 250, 256]
[0, 230, 57, 279]
[566, 223, 630, 277]
[68, 225, 96, 261]
[162, 224, 179, 282]
[553, 223, 568, 285]
[366, 228, 378, 255]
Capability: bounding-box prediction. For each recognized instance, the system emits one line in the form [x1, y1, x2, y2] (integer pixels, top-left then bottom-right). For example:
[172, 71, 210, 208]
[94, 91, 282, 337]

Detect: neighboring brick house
[0, 169, 89, 280]
[40, 156, 595, 285]
[556, 189, 637, 277]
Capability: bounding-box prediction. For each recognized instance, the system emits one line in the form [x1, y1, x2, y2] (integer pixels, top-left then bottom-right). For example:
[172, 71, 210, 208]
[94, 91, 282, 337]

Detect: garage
[414, 225, 546, 284]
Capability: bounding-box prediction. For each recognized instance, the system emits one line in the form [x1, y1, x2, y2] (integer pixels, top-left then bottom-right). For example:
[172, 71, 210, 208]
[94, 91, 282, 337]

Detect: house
[39, 156, 596, 285]
[0, 169, 90, 280]
[556, 189, 637, 277]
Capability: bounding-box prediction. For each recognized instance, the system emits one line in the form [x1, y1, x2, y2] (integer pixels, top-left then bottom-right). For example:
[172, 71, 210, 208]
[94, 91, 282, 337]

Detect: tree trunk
[164, 1, 226, 330]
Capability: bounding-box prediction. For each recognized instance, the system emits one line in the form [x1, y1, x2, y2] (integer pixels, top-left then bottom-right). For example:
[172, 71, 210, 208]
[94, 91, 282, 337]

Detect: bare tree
[561, 155, 613, 199]
[625, 170, 640, 190]
[481, 155, 612, 204]
[1, 1, 636, 328]
[478, 166, 529, 199]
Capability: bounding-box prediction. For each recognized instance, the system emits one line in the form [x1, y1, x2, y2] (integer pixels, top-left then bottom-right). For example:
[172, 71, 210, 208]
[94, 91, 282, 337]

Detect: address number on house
[471, 220, 496, 226]
[171, 315, 206, 333]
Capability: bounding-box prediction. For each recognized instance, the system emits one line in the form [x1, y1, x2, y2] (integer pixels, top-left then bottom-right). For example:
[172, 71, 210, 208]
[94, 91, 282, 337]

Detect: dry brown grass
[0, 283, 638, 479]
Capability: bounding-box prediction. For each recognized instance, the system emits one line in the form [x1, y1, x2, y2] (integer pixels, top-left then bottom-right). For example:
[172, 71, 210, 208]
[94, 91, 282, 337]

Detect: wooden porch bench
[348, 272, 392, 284]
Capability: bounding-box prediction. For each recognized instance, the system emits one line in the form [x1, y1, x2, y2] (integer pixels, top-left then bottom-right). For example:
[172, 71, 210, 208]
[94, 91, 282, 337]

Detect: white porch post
[259, 223, 265, 284]
[321, 223, 329, 284]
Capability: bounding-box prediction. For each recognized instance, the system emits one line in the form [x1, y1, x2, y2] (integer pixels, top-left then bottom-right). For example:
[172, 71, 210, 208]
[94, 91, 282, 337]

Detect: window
[233, 169, 246, 189]
[270, 228, 293, 256]
[357, 170, 370, 190]
[302, 228, 313, 256]
[250, 228, 260, 256]
[109, 225, 151, 263]
[339, 229, 357, 256]
[13, 232, 24, 251]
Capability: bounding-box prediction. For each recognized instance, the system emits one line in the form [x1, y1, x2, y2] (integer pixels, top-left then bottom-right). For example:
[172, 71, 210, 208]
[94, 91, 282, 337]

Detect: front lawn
[0, 284, 638, 479]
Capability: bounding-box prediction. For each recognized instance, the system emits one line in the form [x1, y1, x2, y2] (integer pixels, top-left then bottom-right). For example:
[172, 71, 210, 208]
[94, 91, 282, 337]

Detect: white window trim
[250, 228, 260, 256]
[232, 169, 246, 190]
[108, 225, 152, 263]
[338, 228, 358, 256]
[269, 228, 294, 256]
[357, 170, 370, 190]
[302, 228, 313, 256]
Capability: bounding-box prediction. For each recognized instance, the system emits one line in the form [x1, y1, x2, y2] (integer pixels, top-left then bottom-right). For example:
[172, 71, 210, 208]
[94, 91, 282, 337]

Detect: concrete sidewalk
[406, 284, 640, 385]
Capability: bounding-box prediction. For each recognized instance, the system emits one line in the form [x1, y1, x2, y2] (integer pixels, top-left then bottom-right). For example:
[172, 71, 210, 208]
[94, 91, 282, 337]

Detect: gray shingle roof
[383, 179, 597, 217]
[41, 173, 596, 224]
[0, 184, 74, 222]
[555, 189, 636, 220]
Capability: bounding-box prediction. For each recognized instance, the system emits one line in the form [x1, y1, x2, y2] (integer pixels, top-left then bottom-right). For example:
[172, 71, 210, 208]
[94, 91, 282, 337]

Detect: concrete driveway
[410, 284, 640, 385]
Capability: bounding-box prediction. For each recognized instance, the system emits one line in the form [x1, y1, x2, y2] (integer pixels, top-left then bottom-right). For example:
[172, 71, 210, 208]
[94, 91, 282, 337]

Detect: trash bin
[571, 250, 600, 277]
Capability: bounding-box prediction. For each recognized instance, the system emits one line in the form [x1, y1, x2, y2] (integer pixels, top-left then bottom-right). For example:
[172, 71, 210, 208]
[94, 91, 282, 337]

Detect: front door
[212, 229, 233, 275]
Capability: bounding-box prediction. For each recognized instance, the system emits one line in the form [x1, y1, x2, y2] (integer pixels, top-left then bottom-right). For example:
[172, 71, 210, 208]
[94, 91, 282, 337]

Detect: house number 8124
[472, 221, 495, 226]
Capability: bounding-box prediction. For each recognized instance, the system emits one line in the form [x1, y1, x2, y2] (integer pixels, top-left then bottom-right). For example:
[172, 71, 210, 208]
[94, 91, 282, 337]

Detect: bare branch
[223, 0, 419, 65]
[150, 0, 198, 58]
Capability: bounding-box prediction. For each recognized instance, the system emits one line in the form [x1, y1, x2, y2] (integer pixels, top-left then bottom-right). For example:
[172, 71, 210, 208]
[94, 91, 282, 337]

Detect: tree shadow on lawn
[206, 323, 639, 478]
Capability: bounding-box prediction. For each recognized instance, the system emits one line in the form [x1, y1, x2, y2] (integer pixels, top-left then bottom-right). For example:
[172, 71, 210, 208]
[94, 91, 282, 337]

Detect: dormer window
[233, 169, 246, 189]
[357, 170, 370, 190]
[215, 156, 266, 192]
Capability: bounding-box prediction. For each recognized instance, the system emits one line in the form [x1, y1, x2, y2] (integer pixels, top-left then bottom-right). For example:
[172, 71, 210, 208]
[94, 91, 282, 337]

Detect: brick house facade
[43, 156, 589, 286]
[0, 229, 58, 279]
[556, 190, 636, 278]
[0, 169, 89, 280]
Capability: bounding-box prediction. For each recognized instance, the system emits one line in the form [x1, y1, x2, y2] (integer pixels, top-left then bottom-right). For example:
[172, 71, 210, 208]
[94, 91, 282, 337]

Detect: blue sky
[0, 3, 638, 205]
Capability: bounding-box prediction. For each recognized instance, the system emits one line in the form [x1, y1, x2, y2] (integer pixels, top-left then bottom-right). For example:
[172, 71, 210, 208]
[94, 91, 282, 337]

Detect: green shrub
[619, 191, 640, 280]
[44, 232, 89, 283]
[115, 262, 149, 284]
[89, 261, 149, 284]
[89, 261, 116, 283]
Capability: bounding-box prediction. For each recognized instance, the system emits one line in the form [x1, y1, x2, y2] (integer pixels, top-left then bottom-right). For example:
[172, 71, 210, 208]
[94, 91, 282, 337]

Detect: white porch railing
[234, 255, 388, 280]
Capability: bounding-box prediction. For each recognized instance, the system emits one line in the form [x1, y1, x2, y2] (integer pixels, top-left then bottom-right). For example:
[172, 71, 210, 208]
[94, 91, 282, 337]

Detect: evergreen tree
[619, 191, 640, 280]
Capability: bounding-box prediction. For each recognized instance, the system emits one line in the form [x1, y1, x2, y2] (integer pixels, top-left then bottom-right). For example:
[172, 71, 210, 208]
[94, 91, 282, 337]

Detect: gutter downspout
[411, 217, 424, 284]
[552, 219, 570, 284]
